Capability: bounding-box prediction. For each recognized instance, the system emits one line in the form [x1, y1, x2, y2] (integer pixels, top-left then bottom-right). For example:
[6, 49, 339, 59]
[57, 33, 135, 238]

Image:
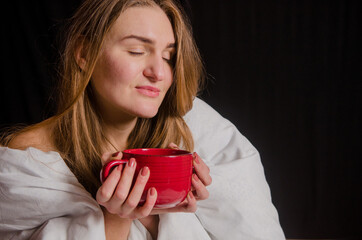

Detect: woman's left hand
[151, 143, 212, 214]
[190, 152, 212, 200]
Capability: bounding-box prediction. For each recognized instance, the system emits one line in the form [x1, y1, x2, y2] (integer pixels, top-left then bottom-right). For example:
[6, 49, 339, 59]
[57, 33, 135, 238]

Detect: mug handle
[101, 159, 128, 183]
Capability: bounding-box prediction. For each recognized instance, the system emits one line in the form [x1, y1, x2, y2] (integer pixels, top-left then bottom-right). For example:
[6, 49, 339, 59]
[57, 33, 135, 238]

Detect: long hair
[2, 0, 204, 198]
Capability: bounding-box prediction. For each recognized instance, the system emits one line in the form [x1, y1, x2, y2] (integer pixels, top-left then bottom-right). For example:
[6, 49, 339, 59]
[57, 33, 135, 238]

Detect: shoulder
[185, 97, 236, 141]
[185, 97, 229, 129]
[185, 97, 258, 159]
[7, 120, 56, 152]
[190, 97, 221, 116]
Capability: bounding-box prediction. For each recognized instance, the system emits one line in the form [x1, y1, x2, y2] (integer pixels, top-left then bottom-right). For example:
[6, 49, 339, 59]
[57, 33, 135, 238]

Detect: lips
[136, 85, 160, 97]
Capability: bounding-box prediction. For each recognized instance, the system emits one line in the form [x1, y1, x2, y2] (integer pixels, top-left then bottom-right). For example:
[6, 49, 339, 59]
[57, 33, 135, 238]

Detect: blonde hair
[2, 0, 204, 198]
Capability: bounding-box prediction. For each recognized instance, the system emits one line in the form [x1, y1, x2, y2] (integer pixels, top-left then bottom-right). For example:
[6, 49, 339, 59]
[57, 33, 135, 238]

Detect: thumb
[101, 151, 122, 165]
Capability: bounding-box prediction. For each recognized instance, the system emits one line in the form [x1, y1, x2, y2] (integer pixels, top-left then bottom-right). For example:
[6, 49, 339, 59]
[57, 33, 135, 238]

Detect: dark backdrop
[1, 1, 361, 239]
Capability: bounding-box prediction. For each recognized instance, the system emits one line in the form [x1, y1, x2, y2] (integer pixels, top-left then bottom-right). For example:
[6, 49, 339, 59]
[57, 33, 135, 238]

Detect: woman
[0, 0, 285, 239]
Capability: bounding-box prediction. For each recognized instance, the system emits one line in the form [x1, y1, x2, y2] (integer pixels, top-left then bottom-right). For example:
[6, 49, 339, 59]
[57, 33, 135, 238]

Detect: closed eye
[162, 51, 175, 65]
[163, 57, 175, 67]
[128, 51, 144, 55]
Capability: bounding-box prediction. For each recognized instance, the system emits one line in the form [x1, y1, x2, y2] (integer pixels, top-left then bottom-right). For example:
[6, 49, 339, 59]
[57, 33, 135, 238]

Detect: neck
[102, 117, 138, 152]
[93, 93, 139, 152]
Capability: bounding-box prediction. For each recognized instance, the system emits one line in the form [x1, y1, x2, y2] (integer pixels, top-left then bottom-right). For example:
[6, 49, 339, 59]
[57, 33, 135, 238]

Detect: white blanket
[0, 98, 285, 239]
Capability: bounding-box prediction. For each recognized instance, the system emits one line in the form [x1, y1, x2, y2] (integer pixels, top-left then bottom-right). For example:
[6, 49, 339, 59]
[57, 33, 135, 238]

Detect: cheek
[94, 52, 137, 86]
[165, 68, 174, 89]
[102, 53, 126, 81]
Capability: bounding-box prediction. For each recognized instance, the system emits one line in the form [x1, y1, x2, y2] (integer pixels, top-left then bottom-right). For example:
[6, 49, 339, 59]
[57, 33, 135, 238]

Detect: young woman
[0, 0, 285, 239]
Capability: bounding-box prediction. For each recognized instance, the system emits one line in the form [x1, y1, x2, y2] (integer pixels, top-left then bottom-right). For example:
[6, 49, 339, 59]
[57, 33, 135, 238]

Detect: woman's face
[91, 6, 175, 121]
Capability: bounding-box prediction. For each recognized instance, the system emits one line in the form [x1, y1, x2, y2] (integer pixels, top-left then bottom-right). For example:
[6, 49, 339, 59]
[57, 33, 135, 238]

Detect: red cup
[101, 148, 193, 208]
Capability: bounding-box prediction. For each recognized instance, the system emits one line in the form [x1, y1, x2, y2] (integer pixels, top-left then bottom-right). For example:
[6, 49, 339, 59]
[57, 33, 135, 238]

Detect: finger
[177, 191, 197, 212]
[193, 152, 212, 186]
[191, 174, 209, 200]
[101, 151, 123, 165]
[186, 191, 197, 211]
[106, 158, 137, 212]
[120, 166, 150, 215]
[110, 151, 123, 159]
[193, 155, 211, 186]
[134, 187, 157, 219]
[151, 191, 197, 214]
[96, 164, 123, 204]
[168, 142, 179, 149]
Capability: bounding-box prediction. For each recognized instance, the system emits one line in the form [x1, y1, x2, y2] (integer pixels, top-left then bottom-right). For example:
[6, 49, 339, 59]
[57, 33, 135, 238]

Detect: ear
[74, 36, 88, 70]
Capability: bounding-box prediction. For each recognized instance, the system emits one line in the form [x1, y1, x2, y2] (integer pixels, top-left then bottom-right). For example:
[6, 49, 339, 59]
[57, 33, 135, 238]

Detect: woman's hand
[151, 143, 212, 214]
[96, 152, 158, 219]
[191, 152, 212, 200]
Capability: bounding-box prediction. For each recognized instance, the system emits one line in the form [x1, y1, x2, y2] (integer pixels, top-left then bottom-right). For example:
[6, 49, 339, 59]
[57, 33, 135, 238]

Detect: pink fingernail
[150, 187, 156, 196]
[141, 167, 149, 176]
[128, 158, 135, 167]
[193, 174, 199, 181]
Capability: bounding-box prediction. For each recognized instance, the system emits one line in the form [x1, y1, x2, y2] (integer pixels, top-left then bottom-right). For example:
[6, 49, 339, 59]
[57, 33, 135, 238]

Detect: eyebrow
[121, 34, 175, 48]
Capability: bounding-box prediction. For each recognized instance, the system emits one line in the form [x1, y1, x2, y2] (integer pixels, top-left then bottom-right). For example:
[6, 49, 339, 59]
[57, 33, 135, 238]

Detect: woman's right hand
[96, 151, 158, 219]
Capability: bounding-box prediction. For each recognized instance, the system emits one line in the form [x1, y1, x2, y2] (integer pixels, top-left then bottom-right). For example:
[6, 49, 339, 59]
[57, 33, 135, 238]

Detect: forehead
[107, 6, 175, 44]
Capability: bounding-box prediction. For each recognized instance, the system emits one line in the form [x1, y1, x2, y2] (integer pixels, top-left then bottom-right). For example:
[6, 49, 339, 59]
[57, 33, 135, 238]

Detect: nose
[143, 54, 165, 82]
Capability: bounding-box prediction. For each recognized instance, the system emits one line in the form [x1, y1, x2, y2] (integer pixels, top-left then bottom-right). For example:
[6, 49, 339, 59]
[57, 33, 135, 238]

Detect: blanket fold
[0, 98, 285, 239]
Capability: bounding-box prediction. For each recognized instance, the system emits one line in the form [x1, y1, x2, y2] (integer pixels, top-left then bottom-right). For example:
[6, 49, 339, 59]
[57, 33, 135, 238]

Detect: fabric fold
[0, 147, 106, 240]
[0, 98, 285, 239]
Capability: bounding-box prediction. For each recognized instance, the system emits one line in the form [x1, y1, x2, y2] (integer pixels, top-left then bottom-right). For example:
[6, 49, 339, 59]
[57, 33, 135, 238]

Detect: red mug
[101, 148, 193, 208]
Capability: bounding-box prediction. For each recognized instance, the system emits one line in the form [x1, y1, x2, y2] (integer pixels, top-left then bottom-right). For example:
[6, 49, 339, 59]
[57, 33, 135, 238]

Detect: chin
[132, 105, 160, 119]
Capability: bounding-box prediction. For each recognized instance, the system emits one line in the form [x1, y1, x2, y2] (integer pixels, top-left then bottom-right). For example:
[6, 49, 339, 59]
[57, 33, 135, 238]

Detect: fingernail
[170, 143, 179, 149]
[141, 167, 149, 176]
[193, 152, 200, 164]
[112, 151, 120, 157]
[193, 174, 199, 181]
[150, 187, 156, 196]
[128, 158, 135, 167]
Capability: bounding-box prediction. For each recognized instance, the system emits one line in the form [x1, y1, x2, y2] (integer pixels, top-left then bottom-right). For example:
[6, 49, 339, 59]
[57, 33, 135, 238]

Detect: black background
[1, 1, 361, 239]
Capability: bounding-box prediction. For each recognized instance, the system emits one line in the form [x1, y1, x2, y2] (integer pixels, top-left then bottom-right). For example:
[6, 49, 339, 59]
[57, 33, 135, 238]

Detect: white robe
[0, 98, 285, 239]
